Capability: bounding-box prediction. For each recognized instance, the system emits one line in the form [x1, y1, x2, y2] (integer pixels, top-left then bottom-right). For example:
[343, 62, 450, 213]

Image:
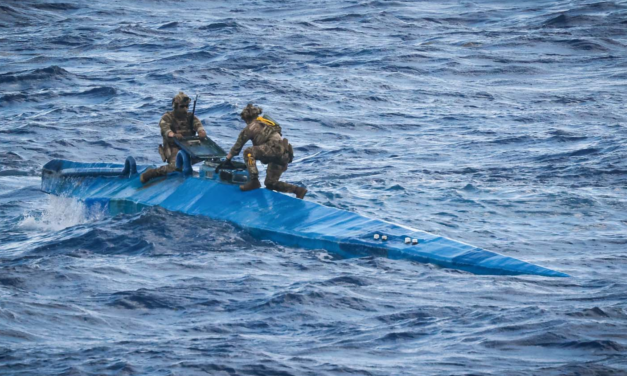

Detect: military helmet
[240, 103, 263, 121]
[172, 92, 191, 109]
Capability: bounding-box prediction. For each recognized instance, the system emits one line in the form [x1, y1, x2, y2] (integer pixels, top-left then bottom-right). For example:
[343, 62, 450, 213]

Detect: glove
[198, 130, 207, 139]
[215, 158, 234, 173]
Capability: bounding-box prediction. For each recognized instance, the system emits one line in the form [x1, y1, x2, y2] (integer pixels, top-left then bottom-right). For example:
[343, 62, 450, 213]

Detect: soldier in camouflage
[226, 104, 307, 199]
[140, 92, 207, 184]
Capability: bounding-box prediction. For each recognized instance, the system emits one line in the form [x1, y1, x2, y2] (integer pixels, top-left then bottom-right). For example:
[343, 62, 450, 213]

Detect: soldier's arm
[229, 128, 250, 157]
[159, 114, 174, 138]
[193, 116, 206, 137]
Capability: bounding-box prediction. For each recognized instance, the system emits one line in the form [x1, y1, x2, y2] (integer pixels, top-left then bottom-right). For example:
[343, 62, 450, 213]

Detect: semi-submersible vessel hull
[41, 144, 568, 278]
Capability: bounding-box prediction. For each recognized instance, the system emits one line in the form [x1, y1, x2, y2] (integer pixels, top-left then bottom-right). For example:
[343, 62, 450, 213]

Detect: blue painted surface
[42, 159, 568, 277]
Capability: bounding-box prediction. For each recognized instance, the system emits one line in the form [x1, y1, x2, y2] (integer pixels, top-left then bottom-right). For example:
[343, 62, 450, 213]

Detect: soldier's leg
[140, 148, 179, 184]
[264, 162, 290, 192]
[264, 162, 307, 199]
[239, 146, 261, 191]
[140, 160, 176, 184]
[243, 147, 260, 179]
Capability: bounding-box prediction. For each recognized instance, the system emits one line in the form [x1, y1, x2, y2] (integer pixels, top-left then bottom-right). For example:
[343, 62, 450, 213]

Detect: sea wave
[0, 0, 626, 374]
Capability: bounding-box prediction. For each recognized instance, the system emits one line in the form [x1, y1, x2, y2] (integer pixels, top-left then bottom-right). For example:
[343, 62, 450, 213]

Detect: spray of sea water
[18, 196, 103, 232]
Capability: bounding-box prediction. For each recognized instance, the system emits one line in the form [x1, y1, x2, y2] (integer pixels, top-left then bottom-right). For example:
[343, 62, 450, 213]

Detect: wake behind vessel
[40, 137, 568, 278]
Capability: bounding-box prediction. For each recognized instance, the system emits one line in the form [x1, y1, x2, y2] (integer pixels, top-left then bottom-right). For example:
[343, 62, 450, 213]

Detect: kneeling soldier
[225, 104, 307, 199]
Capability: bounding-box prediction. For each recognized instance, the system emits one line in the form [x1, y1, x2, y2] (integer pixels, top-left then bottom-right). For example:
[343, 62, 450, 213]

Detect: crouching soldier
[225, 104, 307, 199]
[140, 92, 207, 184]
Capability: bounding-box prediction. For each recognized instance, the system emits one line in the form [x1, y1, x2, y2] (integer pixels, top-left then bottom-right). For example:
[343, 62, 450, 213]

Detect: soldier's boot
[283, 184, 307, 199]
[266, 180, 307, 199]
[294, 186, 308, 199]
[240, 177, 261, 192]
[140, 168, 161, 184]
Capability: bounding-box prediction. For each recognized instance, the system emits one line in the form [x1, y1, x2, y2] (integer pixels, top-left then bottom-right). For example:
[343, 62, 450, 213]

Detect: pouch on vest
[282, 139, 294, 164]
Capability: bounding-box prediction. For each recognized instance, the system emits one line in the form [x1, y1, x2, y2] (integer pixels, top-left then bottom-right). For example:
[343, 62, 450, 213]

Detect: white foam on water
[19, 196, 104, 232]
[316, 250, 334, 262]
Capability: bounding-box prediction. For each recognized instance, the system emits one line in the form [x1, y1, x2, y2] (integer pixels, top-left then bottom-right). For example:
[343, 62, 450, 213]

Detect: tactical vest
[256, 115, 282, 137]
[169, 112, 195, 134]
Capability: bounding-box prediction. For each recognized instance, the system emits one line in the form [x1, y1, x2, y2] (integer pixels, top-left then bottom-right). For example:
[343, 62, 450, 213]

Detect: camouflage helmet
[172, 92, 191, 109]
[240, 103, 263, 121]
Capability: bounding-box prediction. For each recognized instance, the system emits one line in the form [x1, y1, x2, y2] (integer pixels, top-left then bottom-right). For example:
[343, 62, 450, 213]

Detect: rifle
[189, 94, 198, 131]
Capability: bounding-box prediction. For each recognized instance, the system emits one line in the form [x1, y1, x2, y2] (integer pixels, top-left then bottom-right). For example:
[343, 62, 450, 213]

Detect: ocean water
[1, 0, 626, 374]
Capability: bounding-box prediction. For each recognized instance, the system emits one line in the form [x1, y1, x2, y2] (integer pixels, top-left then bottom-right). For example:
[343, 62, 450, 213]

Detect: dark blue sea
[1, 1, 626, 374]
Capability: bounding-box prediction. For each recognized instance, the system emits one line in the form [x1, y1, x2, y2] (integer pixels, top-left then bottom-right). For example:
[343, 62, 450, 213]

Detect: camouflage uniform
[230, 119, 299, 193]
[140, 92, 205, 183]
[152, 111, 205, 176]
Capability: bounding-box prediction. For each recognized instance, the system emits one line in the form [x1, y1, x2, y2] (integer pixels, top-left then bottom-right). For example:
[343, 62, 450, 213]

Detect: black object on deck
[174, 136, 227, 161]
